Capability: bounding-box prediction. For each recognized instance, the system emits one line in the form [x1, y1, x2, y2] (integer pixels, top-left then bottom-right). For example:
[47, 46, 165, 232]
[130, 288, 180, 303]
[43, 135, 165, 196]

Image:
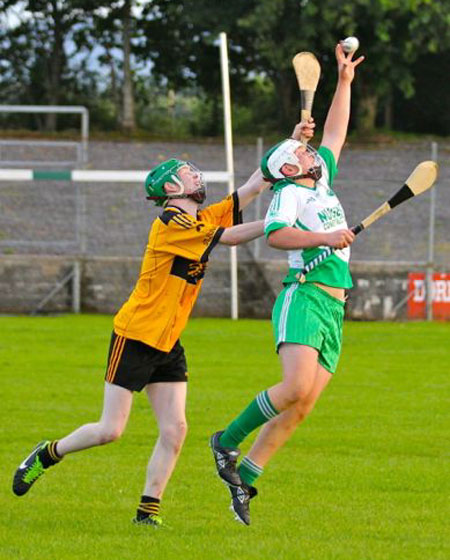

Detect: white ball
[341, 36, 359, 54]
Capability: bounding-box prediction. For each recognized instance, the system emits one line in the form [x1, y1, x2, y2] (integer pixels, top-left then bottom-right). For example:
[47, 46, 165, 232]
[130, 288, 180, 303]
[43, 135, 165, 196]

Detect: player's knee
[283, 382, 310, 406]
[160, 420, 187, 452]
[292, 402, 311, 422]
[98, 424, 124, 444]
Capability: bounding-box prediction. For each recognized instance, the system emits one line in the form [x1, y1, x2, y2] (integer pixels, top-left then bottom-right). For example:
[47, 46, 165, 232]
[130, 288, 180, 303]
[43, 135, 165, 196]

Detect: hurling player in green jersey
[210, 43, 364, 525]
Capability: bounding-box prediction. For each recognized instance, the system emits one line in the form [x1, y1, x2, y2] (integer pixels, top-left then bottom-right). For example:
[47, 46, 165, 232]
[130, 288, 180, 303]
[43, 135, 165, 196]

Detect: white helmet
[261, 138, 322, 182]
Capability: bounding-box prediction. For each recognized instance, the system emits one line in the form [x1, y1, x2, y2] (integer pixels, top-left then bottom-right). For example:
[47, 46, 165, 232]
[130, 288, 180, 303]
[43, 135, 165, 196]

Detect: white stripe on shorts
[278, 284, 297, 346]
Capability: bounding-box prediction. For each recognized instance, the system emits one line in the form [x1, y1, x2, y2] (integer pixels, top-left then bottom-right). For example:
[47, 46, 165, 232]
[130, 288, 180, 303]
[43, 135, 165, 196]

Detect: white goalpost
[219, 32, 239, 320]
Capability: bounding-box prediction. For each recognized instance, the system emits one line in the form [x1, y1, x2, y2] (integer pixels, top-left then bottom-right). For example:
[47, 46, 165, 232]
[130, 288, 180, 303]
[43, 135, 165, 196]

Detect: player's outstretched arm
[236, 120, 315, 210]
[321, 43, 364, 163]
[235, 169, 267, 211]
[219, 220, 264, 246]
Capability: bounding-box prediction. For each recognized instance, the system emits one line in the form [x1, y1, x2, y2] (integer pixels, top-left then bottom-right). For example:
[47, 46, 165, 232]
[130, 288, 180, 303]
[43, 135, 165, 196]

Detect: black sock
[39, 440, 62, 468]
[136, 496, 160, 520]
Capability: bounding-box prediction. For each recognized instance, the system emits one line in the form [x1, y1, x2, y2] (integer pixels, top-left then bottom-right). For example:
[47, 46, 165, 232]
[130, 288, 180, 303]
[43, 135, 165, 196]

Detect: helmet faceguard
[145, 159, 207, 206]
[261, 139, 322, 183]
[182, 162, 207, 204]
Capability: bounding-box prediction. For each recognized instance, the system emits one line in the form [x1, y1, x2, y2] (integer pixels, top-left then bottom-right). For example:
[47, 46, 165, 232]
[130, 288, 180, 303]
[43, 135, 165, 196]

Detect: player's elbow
[254, 180, 269, 195]
[267, 230, 284, 248]
[219, 229, 239, 246]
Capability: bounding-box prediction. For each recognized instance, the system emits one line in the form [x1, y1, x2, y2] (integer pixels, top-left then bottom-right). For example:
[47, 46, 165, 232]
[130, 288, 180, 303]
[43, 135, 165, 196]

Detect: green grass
[0, 316, 449, 560]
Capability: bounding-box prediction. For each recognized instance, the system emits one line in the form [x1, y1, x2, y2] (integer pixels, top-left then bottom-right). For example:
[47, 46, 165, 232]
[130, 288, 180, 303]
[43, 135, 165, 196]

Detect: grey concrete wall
[1, 254, 446, 320]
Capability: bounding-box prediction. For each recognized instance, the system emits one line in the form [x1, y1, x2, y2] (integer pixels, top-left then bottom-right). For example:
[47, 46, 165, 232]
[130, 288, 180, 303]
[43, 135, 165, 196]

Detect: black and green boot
[13, 440, 56, 496]
[133, 515, 163, 528]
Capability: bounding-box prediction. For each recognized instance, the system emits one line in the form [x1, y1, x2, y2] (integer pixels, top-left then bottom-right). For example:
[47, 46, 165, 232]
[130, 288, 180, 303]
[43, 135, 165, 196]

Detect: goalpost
[219, 32, 238, 320]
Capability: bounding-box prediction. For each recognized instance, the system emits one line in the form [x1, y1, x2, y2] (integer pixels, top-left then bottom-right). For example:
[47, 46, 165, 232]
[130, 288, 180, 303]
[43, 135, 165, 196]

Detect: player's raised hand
[325, 228, 355, 249]
[291, 118, 315, 142]
[336, 43, 364, 84]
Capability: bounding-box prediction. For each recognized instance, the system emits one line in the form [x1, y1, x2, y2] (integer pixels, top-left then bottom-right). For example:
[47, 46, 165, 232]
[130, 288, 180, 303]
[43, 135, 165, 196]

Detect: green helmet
[145, 158, 187, 206]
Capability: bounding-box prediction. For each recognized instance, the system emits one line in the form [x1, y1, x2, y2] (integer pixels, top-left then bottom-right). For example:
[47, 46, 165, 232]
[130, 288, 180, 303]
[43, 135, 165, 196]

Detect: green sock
[239, 456, 264, 486]
[219, 390, 279, 448]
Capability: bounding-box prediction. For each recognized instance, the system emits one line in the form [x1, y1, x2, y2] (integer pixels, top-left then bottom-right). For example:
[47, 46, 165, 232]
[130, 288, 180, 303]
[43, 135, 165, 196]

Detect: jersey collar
[272, 178, 317, 192]
[165, 205, 188, 213]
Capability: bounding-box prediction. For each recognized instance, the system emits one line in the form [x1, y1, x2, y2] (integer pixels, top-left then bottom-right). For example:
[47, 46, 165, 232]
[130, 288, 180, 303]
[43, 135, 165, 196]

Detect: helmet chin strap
[302, 165, 322, 181]
[294, 163, 322, 182]
[165, 175, 207, 204]
[272, 167, 322, 183]
[189, 186, 206, 204]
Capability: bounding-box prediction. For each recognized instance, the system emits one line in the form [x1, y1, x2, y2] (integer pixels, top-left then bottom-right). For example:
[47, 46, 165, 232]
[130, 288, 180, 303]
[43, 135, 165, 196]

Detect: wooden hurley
[297, 161, 439, 283]
[292, 52, 321, 143]
[352, 160, 439, 234]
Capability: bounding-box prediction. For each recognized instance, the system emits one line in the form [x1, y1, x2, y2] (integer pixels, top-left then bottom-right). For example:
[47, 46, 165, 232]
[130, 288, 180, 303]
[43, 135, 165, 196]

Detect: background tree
[2, 0, 450, 138]
[0, 0, 89, 130]
[333, 0, 450, 134]
[71, 1, 141, 132]
[120, 0, 136, 132]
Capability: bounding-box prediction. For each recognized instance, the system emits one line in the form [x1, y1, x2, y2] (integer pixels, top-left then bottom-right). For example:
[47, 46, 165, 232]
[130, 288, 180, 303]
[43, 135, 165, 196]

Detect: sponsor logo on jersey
[203, 228, 215, 245]
[188, 262, 207, 278]
[318, 205, 345, 230]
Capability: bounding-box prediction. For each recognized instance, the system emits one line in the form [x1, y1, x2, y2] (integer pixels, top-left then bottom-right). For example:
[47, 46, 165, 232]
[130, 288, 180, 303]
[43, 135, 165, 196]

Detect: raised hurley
[292, 52, 321, 144]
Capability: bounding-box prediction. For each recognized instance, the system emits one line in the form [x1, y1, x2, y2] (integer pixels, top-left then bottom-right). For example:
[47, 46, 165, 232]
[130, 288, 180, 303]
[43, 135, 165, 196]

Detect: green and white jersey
[264, 145, 353, 289]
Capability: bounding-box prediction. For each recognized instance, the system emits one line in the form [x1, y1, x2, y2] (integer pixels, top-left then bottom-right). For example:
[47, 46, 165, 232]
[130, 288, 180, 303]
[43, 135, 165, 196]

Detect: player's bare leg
[13, 382, 133, 496]
[143, 382, 187, 497]
[57, 382, 133, 455]
[266, 344, 320, 412]
[134, 382, 187, 526]
[245, 363, 332, 467]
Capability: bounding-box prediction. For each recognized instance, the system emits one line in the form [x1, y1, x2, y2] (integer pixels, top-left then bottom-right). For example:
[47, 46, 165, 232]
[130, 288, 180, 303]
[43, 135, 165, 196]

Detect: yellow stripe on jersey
[172, 214, 193, 229]
[174, 212, 193, 225]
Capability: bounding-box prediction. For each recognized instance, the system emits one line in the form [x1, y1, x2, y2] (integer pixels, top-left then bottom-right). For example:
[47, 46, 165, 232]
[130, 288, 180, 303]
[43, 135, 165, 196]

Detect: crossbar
[0, 104, 89, 164]
[0, 169, 231, 182]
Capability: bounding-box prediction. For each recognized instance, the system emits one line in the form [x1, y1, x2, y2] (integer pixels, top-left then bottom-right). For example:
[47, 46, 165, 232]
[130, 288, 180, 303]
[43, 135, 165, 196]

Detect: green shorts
[272, 282, 345, 374]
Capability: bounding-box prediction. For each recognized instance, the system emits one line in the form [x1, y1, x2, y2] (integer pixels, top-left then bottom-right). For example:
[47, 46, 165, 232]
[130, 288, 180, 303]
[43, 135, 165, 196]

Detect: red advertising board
[408, 273, 450, 320]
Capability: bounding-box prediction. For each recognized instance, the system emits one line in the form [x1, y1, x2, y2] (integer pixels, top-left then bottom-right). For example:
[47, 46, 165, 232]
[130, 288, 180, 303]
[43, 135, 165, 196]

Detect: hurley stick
[292, 52, 321, 143]
[297, 161, 439, 283]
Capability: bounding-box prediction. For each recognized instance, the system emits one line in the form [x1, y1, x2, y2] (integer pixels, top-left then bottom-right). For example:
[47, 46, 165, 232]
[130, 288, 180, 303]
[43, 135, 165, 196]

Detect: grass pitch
[0, 316, 449, 560]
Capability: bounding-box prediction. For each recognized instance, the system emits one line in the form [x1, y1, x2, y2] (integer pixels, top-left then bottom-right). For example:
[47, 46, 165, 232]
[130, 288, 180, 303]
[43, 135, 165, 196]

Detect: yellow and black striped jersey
[113, 192, 241, 352]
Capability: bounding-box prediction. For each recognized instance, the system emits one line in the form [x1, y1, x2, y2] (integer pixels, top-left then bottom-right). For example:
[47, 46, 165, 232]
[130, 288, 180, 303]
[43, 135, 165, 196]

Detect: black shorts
[104, 332, 188, 392]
